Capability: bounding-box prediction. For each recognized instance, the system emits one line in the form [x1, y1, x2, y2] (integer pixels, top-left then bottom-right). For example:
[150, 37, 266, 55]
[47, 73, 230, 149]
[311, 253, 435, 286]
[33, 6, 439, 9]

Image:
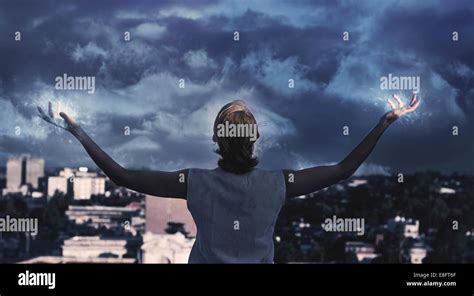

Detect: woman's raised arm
[284, 94, 420, 198]
[38, 102, 188, 199]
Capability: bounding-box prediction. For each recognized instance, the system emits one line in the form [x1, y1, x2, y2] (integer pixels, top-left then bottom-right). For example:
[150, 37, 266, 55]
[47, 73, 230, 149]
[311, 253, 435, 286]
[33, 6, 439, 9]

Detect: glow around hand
[37, 101, 78, 131]
[384, 94, 421, 123]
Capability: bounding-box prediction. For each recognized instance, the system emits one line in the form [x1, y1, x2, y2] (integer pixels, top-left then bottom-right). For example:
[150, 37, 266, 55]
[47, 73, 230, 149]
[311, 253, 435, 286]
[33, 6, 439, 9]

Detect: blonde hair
[213, 100, 259, 174]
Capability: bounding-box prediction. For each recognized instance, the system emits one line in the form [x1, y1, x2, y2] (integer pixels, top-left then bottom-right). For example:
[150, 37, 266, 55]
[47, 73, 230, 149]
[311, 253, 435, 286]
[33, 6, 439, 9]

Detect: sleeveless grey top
[187, 167, 286, 263]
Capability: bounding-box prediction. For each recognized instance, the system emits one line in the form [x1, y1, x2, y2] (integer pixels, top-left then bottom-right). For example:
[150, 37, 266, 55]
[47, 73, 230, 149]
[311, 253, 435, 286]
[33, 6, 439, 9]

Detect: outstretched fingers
[37, 106, 53, 123]
[38, 101, 66, 128]
[393, 94, 405, 108]
[59, 112, 72, 125]
[397, 95, 421, 115]
[387, 98, 397, 110]
[405, 98, 421, 113]
[37, 106, 47, 119]
[48, 101, 54, 118]
[386, 94, 421, 118]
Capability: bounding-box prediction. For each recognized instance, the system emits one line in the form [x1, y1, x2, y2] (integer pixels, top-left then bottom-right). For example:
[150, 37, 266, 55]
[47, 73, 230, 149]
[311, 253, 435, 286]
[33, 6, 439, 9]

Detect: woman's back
[187, 168, 285, 263]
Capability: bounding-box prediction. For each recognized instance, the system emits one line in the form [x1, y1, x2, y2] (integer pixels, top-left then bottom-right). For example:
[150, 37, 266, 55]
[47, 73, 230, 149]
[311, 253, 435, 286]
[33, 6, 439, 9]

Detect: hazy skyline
[0, 0, 473, 174]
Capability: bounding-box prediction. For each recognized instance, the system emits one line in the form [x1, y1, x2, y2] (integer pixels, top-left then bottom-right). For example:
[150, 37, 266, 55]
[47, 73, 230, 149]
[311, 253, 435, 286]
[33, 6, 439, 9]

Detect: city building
[345, 241, 379, 262]
[72, 167, 105, 200]
[4, 155, 44, 194]
[409, 244, 427, 264]
[47, 167, 105, 199]
[141, 232, 195, 263]
[73, 175, 105, 200]
[2, 184, 29, 196]
[65, 205, 142, 233]
[404, 220, 420, 239]
[19, 256, 136, 264]
[387, 216, 420, 239]
[6, 157, 21, 190]
[47, 176, 68, 197]
[61, 236, 141, 260]
[25, 157, 44, 189]
[145, 195, 196, 237]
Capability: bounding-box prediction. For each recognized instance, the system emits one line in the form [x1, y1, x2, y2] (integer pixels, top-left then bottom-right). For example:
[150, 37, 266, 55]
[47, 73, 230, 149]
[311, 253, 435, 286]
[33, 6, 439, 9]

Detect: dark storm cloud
[0, 0, 472, 174]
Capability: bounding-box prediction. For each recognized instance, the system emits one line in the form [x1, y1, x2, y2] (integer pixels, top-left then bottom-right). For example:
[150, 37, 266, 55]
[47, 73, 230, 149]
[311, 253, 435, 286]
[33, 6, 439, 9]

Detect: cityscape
[0, 0, 473, 293]
[0, 154, 472, 264]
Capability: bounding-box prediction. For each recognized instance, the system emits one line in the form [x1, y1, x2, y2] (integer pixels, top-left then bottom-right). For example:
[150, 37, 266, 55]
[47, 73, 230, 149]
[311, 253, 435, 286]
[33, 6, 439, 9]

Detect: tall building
[25, 158, 44, 189]
[73, 168, 105, 200]
[6, 158, 21, 190]
[47, 167, 105, 200]
[73, 176, 105, 200]
[47, 168, 74, 198]
[47, 176, 68, 197]
[6, 155, 44, 190]
[145, 195, 197, 237]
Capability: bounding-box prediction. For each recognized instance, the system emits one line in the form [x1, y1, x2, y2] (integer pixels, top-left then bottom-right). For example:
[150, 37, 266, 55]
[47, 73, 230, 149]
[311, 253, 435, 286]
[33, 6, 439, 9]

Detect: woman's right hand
[381, 94, 420, 126]
[37, 101, 79, 134]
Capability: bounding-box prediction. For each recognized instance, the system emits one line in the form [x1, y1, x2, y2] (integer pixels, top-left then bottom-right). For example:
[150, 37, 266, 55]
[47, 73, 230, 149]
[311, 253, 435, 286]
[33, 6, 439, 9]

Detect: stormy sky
[0, 0, 473, 175]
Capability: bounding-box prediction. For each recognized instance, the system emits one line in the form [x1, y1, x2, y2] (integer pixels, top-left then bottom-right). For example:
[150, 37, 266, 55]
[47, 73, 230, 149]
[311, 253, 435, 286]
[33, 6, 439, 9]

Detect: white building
[388, 216, 420, 239]
[73, 168, 105, 200]
[404, 220, 420, 239]
[47, 167, 105, 199]
[2, 184, 29, 196]
[47, 168, 74, 198]
[345, 241, 379, 262]
[141, 232, 195, 263]
[410, 245, 427, 264]
[65, 205, 142, 232]
[19, 256, 135, 264]
[62, 236, 140, 259]
[73, 176, 105, 200]
[6, 157, 22, 190]
[26, 158, 44, 189]
[47, 176, 68, 197]
[6, 155, 44, 192]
